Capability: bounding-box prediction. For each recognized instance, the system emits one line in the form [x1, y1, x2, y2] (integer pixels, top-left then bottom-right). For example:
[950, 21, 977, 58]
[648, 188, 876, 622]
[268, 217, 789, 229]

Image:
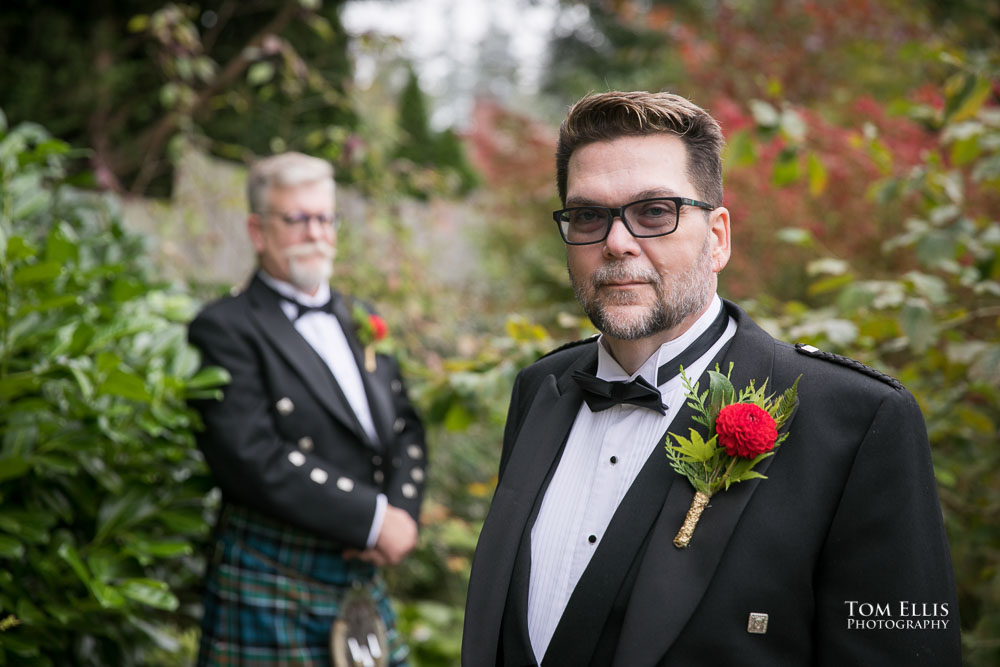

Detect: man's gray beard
[570, 237, 714, 341]
[285, 242, 334, 292]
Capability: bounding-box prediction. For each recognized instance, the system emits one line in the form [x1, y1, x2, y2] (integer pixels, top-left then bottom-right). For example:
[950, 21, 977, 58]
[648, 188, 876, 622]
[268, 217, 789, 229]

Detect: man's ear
[247, 214, 266, 253]
[709, 206, 731, 274]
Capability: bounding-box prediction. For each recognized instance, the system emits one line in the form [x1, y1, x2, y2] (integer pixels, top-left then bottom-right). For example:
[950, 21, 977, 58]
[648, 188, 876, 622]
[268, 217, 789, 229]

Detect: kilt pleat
[198, 505, 409, 666]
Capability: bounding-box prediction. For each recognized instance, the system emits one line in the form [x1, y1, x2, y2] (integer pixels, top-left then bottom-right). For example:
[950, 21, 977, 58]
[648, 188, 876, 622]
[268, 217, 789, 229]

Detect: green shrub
[0, 113, 227, 664]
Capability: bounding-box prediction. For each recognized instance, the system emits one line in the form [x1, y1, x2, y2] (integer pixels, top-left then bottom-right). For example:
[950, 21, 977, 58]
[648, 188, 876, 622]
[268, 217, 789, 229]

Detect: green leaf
[772, 148, 801, 186]
[443, 402, 475, 431]
[776, 227, 815, 248]
[0, 534, 25, 559]
[12, 260, 62, 284]
[807, 273, 855, 297]
[97, 367, 152, 402]
[124, 539, 193, 560]
[57, 542, 91, 586]
[706, 370, 735, 418]
[157, 509, 210, 535]
[807, 152, 828, 196]
[95, 489, 158, 543]
[900, 300, 937, 352]
[90, 579, 126, 608]
[247, 61, 275, 86]
[724, 130, 757, 168]
[666, 429, 717, 464]
[0, 372, 41, 400]
[749, 99, 780, 128]
[0, 457, 31, 482]
[120, 578, 179, 611]
[185, 365, 231, 390]
[944, 74, 992, 123]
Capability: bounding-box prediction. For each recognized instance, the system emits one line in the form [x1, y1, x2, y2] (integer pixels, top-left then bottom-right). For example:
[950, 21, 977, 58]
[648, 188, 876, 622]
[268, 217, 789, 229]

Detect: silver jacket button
[276, 397, 295, 416]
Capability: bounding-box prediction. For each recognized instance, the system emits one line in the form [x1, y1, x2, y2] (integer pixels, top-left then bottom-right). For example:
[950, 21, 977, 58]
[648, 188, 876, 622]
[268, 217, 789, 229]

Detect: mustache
[284, 241, 335, 260]
[591, 262, 661, 287]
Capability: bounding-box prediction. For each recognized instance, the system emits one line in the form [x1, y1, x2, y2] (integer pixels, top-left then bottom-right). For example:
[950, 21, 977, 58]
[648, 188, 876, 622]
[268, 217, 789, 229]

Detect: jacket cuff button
[310, 468, 328, 484]
[336, 477, 354, 492]
[298, 436, 314, 451]
[401, 483, 417, 499]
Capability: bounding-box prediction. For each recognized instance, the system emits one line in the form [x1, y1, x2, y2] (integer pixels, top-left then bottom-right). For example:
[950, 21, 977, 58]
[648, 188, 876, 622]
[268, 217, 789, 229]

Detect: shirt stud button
[610, 456, 618, 465]
[588, 534, 597, 544]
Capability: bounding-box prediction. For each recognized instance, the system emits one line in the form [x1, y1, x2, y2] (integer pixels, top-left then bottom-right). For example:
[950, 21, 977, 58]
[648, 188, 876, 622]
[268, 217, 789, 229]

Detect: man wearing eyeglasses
[189, 152, 424, 666]
[463, 92, 960, 666]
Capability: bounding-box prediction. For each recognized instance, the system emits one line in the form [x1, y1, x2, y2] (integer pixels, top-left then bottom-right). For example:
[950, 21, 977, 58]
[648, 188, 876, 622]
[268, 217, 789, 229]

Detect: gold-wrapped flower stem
[364, 345, 377, 372]
[673, 491, 711, 549]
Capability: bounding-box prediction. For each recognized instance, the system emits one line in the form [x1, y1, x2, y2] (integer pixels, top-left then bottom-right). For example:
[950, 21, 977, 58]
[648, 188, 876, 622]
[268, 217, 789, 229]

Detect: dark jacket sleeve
[379, 352, 427, 524]
[813, 387, 961, 665]
[188, 306, 380, 548]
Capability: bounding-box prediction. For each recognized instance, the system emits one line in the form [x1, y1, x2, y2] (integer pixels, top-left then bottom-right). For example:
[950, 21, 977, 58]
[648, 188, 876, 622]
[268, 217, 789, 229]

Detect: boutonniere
[352, 304, 390, 372]
[666, 363, 800, 548]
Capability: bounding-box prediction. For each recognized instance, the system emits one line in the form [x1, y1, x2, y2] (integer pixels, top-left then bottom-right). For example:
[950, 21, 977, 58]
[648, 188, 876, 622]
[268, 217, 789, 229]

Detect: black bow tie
[571, 370, 666, 414]
[572, 305, 730, 415]
[287, 298, 333, 321]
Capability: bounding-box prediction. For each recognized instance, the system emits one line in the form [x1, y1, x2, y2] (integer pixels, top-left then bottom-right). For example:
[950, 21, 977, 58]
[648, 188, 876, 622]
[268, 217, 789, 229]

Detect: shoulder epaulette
[538, 334, 599, 361]
[794, 343, 903, 390]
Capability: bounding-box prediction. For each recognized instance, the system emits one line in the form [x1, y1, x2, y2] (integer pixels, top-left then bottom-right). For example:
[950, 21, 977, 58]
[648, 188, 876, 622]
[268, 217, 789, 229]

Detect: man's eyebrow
[564, 189, 681, 207]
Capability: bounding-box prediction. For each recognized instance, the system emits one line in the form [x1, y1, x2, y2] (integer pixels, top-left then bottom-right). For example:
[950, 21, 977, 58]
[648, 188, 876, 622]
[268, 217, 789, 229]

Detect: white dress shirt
[527, 295, 736, 661]
[258, 271, 387, 548]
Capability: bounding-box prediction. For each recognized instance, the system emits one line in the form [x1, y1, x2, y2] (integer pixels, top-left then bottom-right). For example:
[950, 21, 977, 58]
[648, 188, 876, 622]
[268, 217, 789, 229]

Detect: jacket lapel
[245, 276, 370, 444]
[612, 300, 787, 666]
[465, 345, 597, 665]
[330, 293, 395, 449]
[540, 399, 696, 664]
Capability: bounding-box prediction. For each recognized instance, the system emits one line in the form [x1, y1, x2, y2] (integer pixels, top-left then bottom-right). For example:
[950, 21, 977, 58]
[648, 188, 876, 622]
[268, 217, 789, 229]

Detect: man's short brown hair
[555, 91, 725, 207]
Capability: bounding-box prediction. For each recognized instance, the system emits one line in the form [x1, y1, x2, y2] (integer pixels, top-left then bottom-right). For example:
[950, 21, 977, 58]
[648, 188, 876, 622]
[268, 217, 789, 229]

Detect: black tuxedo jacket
[463, 300, 960, 666]
[188, 275, 425, 547]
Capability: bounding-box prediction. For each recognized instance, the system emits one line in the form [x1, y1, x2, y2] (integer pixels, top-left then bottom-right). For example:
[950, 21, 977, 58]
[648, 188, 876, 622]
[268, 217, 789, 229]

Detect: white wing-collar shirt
[527, 295, 737, 661]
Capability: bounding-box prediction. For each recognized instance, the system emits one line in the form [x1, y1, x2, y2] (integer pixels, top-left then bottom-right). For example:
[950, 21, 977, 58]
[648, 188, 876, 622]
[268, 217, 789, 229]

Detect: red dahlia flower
[716, 403, 778, 459]
[369, 314, 388, 341]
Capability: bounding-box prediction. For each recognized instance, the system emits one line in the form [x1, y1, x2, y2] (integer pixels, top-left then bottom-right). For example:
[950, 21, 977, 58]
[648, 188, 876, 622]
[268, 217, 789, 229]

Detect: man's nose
[304, 217, 327, 239]
[603, 216, 640, 257]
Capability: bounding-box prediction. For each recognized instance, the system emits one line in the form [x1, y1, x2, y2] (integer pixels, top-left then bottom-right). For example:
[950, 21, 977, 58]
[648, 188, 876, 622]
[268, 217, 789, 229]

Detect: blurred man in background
[189, 152, 426, 666]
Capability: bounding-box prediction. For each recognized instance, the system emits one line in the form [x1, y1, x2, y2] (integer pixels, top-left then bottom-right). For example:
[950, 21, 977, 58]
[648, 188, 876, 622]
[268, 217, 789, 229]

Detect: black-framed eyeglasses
[266, 211, 340, 230]
[552, 196, 715, 245]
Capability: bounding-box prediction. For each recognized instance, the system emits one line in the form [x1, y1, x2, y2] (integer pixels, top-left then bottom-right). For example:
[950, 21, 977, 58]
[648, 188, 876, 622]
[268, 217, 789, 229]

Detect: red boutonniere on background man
[352, 304, 390, 372]
[666, 363, 800, 548]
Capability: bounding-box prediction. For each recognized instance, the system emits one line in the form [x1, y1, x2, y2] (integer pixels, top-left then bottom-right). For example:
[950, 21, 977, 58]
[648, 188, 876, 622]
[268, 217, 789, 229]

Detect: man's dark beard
[569, 237, 714, 340]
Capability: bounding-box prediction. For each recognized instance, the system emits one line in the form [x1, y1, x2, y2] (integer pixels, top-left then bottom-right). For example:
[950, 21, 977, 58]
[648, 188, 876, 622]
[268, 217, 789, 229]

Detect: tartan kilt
[197, 504, 410, 666]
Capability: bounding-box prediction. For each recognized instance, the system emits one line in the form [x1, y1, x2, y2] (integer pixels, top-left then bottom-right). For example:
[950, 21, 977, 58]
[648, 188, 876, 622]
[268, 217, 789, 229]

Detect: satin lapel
[468, 346, 596, 662]
[613, 301, 783, 666]
[245, 277, 369, 443]
[330, 293, 394, 449]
